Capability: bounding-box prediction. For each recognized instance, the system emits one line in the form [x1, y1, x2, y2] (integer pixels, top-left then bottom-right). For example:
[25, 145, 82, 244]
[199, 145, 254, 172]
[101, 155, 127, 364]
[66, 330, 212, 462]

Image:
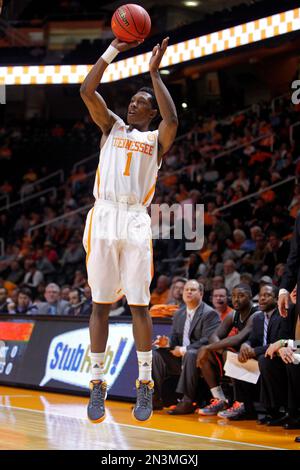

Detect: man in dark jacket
[259, 288, 300, 429]
[218, 284, 282, 420]
[277, 213, 300, 442]
[152, 279, 220, 414]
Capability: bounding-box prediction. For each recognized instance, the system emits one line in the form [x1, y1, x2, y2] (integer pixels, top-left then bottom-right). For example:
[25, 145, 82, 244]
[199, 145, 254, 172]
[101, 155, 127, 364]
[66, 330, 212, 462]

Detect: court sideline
[0, 386, 299, 450]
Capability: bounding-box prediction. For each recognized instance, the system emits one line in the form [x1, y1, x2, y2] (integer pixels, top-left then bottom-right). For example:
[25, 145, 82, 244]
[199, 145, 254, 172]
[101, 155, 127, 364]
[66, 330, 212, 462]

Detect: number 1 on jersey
[123, 152, 133, 176]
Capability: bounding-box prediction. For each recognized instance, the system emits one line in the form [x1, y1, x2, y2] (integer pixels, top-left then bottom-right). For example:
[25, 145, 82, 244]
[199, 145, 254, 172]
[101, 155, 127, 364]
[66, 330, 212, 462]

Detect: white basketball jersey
[93, 118, 160, 207]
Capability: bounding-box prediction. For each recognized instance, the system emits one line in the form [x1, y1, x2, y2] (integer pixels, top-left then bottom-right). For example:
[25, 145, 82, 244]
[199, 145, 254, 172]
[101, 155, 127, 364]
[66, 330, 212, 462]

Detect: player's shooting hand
[111, 38, 143, 52]
[149, 37, 169, 73]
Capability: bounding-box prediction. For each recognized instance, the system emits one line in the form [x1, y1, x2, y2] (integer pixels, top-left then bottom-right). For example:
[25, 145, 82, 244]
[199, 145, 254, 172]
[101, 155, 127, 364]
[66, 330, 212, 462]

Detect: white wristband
[101, 45, 119, 64]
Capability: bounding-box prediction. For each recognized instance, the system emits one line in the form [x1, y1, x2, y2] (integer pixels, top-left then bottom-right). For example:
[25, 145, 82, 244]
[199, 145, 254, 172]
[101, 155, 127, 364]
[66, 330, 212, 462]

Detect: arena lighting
[0, 7, 300, 86]
[183, 1, 200, 7]
[181, 102, 188, 108]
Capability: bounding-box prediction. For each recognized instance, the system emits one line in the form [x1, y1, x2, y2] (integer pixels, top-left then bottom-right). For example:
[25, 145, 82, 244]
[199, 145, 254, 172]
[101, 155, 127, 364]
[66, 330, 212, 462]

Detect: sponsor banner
[40, 324, 134, 390]
[0, 317, 171, 399]
[0, 320, 35, 380]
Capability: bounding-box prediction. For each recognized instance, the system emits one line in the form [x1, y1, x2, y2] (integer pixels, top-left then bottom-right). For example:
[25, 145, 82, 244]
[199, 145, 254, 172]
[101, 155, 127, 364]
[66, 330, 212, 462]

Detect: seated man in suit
[218, 284, 282, 420]
[259, 287, 300, 429]
[152, 279, 220, 414]
[196, 284, 260, 416]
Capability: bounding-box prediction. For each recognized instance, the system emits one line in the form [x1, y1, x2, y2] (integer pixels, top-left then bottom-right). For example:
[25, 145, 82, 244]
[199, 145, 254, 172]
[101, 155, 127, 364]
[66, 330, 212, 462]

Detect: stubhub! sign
[40, 324, 134, 389]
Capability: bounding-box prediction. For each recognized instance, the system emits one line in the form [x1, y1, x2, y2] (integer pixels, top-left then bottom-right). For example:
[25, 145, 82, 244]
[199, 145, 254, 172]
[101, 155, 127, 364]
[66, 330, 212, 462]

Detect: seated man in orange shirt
[150, 275, 170, 306]
[211, 287, 233, 322]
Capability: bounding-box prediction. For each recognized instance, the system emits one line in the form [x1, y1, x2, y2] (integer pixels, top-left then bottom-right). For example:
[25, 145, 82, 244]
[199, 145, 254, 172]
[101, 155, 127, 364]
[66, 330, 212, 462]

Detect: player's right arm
[80, 39, 141, 136]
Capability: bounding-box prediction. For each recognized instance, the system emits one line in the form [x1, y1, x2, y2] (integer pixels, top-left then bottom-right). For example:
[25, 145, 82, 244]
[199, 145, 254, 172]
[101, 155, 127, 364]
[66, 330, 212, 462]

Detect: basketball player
[80, 37, 178, 422]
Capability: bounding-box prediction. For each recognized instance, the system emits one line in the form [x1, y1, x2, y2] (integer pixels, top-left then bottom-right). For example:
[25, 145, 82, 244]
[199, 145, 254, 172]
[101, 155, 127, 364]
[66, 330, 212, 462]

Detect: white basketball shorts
[83, 199, 153, 306]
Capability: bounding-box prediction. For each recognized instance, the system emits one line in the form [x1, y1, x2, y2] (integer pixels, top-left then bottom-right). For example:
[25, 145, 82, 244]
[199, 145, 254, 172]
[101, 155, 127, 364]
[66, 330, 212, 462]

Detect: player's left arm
[150, 37, 178, 164]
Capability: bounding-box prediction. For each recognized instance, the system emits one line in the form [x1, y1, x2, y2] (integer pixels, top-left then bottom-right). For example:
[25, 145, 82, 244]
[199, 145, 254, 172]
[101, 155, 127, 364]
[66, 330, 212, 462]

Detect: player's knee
[92, 303, 111, 316]
[130, 305, 149, 317]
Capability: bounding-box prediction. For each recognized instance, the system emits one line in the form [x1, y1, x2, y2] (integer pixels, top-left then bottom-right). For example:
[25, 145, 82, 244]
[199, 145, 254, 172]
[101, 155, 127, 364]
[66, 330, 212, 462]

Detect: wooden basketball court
[0, 386, 299, 450]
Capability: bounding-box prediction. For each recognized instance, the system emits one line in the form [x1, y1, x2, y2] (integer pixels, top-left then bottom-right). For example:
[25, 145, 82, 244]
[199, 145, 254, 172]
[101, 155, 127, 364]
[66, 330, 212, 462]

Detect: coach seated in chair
[152, 279, 220, 414]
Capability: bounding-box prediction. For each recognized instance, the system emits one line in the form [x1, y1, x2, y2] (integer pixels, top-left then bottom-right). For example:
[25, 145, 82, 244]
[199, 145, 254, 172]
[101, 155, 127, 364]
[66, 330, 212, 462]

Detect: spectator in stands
[60, 239, 85, 283]
[83, 284, 92, 313]
[0, 287, 9, 314]
[273, 263, 286, 287]
[231, 230, 247, 251]
[10, 287, 20, 305]
[167, 278, 186, 306]
[211, 213, 232, 243]
[23, 259, 44, 292]
[231, 169, 250, 193]
[218, 284, 282, 420]
[223, 260, 241, 293]
[7, 288, 38, 315]
[240, 271, 253, 284]
[6, 260, 24, 285]
[211, 287, 233, 322]
[43, 241, 58, 264]
[37, 283, 69, 315]
[150, 275, 171, 306]
[66, 288, 91, 316]
[241, 226, 263, 252]
[61, 285, 71, 302]
[241, 232, 265, 276]
[72, 269, 87, 289]
[152, 280, 220, 414]
[211, 275, 225, 291]
[196, 284, 259, 416]
[34, 248, 55, 280]
[203, 252, 223, 278]
[262, 232, 290, 276]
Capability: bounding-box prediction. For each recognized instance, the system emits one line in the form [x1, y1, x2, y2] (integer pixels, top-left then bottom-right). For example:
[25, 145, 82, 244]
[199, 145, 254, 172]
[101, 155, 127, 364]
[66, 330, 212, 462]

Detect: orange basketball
[111, 4, 151, 43]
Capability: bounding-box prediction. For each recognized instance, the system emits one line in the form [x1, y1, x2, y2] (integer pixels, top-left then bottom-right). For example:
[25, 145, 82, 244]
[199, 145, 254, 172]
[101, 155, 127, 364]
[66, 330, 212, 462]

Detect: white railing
[0, 187, 57, 212]
[0, 194, 10, 210]
[157, 132, 274, 182]
[20, 170, 64, 200]
[73, 153, 98, 172]
[290, 121, 300, 145]
[27, 203, 92, 235]
[216, 175, 296, 213]
[214, 133, 274, 161]
[0, 238, 4, 257]
[219, 103, 260, 125]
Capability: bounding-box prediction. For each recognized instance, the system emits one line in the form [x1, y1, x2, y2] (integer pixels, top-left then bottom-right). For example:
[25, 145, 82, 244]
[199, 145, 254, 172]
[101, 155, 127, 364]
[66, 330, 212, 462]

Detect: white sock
[90, 352, 105, 381]
[210, 386, 226, 401]
[137, 350, 152, 382]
